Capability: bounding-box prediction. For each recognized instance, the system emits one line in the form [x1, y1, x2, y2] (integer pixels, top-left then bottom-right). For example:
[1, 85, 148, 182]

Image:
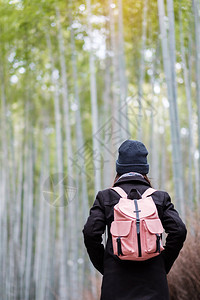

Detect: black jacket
[82, 175, 187, 300]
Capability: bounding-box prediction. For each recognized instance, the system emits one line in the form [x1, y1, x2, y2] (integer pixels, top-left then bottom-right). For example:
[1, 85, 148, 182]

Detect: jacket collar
[113, 174, 151, 187]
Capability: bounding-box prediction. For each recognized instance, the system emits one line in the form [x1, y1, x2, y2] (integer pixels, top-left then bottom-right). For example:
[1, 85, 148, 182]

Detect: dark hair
[112, 173, 152, 187]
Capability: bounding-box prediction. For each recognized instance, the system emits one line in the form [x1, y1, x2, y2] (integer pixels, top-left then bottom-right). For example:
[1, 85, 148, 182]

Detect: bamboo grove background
[0, 0, 200, 299]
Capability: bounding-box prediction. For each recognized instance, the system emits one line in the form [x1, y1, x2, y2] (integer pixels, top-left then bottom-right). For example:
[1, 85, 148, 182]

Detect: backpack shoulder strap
[142, 187, 157, 198]
[111, 187, 127, 198]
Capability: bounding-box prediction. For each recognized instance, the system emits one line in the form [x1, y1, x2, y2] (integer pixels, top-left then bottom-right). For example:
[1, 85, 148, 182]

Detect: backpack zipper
[155, 234, 161, 253]
[134, 200, 142, 257]
[116, 237, 123, 256]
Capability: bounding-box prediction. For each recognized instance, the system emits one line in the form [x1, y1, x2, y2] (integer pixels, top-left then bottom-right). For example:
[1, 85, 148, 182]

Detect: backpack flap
[144, 219, 164, 234]
[118, 197, 156, 219]
[110, 220, 132, 236]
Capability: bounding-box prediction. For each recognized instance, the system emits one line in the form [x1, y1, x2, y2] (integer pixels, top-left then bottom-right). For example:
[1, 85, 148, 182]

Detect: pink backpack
[110, 186, 164, 261]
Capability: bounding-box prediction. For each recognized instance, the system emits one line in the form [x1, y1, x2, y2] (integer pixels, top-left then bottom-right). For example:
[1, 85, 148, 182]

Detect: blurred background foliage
[0, 0, 199, 299]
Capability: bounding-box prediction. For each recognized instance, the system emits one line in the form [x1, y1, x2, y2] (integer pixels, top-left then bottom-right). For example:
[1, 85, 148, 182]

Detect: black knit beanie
[116, 140, 149, 175]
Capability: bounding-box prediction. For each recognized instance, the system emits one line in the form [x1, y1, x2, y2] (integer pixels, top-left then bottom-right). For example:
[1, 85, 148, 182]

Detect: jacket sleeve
[161, 192, 187, 274]
[82, 191, 106, 275]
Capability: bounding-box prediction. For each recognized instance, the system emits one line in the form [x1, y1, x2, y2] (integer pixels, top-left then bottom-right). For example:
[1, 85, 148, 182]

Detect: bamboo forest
[0, 0, 200, 299]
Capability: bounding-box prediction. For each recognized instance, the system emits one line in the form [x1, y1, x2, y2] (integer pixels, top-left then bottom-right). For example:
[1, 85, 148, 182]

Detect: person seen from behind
[82, 139, 187, 300]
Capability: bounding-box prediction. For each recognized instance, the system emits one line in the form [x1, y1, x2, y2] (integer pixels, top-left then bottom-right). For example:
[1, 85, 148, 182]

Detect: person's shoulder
[154, 189, 170, 197]
[97, 187, 119, 205]
[98, 186, 117, 195]
[151, 189, 171, 206]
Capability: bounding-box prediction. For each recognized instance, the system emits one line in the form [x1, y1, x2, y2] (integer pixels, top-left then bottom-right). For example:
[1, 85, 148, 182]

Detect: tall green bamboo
[56, 8, 78, 299]
[118, 0, 130, 139]
[46, 32, 68, 300]
[158, 0, 185, 219]
[179, 4, 194, 210]
[192, 0, 200, 209]
[86, 0, 101, 195]
[137, 0, 148, 140]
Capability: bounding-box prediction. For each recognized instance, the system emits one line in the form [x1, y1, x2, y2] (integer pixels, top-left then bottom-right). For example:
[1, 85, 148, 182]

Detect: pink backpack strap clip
[142, 187, 157, 199]
[111, 187, 127, 198]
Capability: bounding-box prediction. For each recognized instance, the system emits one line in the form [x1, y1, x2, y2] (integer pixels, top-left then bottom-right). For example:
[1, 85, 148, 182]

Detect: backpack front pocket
[110, 220, 135, 256]
[143, 219, 164, 254]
